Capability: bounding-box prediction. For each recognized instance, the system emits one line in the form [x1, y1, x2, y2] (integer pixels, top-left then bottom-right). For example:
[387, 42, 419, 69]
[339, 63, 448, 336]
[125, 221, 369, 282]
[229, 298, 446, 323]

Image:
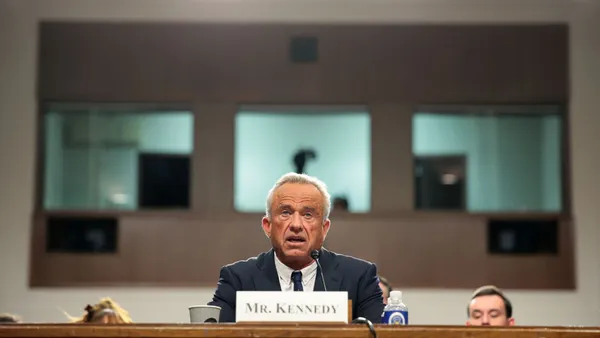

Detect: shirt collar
[274, 252, 317, 285]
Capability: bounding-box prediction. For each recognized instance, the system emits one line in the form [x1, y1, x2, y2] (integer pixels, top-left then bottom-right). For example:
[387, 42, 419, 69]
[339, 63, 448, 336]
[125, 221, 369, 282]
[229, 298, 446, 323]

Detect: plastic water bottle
[381, 290, 408, 325]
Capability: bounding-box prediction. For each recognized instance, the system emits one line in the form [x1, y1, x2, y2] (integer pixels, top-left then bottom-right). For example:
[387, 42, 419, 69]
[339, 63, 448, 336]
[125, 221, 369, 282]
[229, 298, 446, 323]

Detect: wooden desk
[1, 324, 600, 338]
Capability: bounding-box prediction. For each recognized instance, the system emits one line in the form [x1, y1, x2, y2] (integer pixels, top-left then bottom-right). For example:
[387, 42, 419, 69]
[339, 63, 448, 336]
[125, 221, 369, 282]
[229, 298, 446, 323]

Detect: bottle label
[382, 310, 408, 325]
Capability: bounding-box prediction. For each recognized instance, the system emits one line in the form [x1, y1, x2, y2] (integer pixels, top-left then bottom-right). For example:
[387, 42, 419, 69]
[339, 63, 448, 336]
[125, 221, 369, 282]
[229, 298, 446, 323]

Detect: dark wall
[38, 23, 567, 103]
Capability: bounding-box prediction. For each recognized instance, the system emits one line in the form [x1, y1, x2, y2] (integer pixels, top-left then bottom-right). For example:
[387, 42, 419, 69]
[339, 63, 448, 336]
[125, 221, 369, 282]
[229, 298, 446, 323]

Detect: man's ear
[261, 216, 271, 238]
[322, 219, 331, 239]
[508, 318, 515, 326]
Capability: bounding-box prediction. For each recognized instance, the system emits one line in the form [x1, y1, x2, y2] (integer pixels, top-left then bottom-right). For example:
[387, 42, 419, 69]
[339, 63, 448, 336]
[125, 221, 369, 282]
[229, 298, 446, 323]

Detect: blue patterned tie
[291, 271, 303, 291]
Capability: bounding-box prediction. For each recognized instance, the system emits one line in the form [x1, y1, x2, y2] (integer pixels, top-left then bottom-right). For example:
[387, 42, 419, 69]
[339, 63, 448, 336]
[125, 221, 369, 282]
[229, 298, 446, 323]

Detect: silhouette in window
[292, 149, 317, 174]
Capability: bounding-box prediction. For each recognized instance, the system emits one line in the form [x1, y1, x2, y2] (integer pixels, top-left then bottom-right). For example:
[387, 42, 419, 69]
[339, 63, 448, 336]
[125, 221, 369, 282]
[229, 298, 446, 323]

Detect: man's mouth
[285, 236, 307, 243]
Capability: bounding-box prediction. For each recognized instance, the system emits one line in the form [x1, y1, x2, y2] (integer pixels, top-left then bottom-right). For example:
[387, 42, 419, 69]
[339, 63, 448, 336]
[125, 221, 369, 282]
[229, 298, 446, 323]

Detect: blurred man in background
[378, 276, 392, 304]
[467, 285, 514, 326]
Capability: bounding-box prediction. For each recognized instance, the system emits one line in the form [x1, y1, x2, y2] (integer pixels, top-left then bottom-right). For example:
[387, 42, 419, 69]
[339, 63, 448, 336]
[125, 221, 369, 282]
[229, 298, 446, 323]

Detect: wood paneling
[31, 22, 572, 289]
[370, 104, 413, 213]
[2, 324, 600, 338]
[38, 23, 567, 103]
[30, 213, 574, 289]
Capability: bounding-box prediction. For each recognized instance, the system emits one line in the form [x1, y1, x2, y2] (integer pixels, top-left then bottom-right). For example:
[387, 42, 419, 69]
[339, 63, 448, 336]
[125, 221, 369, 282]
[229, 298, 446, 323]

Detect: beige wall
[0, 0, 599, 326]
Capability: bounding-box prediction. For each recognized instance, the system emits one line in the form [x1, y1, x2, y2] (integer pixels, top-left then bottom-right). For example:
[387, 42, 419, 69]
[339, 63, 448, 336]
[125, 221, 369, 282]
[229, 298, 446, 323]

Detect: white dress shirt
[274, 253, 318, 292]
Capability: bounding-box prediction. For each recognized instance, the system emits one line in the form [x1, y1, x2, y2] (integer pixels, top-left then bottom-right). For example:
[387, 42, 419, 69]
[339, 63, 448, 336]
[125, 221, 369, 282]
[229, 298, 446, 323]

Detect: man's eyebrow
[276, 205, 320, 213]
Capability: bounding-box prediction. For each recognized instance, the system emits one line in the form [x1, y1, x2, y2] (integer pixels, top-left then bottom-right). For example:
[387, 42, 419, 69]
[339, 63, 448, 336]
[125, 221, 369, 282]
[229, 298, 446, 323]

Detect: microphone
[310, 249, 328, 292]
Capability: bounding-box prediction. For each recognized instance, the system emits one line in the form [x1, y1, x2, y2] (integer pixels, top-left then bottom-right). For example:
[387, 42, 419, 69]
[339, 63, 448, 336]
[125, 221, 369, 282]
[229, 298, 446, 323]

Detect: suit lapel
[255, 249, 282, 291]
[314, 248, 342, 292]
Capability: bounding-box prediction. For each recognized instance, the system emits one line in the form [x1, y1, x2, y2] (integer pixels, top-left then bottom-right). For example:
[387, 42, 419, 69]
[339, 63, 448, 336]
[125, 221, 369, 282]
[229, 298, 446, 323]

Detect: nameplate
[236, 291, 349, 323]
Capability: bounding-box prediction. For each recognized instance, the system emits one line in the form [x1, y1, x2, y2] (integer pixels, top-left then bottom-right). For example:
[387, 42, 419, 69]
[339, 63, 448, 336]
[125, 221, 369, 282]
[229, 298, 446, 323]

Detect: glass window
[234, 107, 371, 213]
[43, 105, 194, 210]
[413, 107, 562, 212]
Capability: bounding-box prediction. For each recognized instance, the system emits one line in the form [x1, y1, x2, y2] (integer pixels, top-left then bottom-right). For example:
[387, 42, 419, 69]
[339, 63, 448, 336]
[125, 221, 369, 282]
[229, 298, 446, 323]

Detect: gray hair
[265, 172, 331, 221]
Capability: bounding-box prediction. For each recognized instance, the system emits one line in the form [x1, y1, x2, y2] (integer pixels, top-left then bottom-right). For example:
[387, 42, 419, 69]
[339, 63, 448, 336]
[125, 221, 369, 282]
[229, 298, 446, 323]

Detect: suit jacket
[208, 248, 384, 323]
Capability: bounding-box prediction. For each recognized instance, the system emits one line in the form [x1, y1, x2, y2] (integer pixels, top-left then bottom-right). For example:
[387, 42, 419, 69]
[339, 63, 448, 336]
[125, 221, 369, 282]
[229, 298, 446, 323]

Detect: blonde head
[68, 298, 132, 324]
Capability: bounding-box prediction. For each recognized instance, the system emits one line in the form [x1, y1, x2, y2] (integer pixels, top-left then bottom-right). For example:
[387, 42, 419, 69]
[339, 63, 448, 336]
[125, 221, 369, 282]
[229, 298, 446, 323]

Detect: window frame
[35, 101, 195, 214]
[412, 104, 570, 216]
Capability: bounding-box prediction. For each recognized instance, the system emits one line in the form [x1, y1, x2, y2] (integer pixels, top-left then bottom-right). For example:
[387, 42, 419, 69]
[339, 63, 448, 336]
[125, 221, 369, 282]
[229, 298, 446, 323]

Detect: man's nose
[481, 315, 490, 325]
[289, 213, 304, 232]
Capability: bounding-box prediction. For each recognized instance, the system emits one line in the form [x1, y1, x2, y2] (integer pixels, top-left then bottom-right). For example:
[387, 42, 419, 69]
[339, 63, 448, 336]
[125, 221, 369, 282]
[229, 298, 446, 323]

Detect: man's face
[467, 295, 514, 326]
[262, 183, 330, 267]
[379, 282, 389, 304]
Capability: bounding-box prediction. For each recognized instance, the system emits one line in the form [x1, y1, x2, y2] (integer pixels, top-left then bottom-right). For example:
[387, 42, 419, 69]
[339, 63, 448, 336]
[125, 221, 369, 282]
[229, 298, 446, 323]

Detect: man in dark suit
[208, 172, 384, 323]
